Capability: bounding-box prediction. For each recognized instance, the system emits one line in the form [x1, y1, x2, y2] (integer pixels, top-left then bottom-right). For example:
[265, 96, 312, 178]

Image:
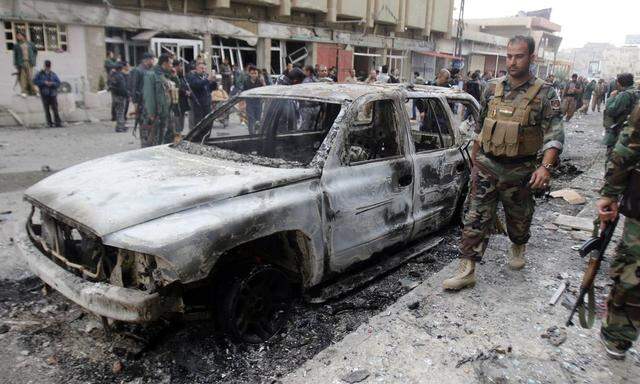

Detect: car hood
[25, 145, 318, 236]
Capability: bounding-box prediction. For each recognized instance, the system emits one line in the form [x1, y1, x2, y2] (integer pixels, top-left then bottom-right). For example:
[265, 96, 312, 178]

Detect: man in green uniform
[580, 79, 596, 114]
[13, 31, 37, 96]
[443, 35, 565, 290]
[141, 53, 172, 147]
[596, 101, 640, 359]
[603, 73, 637, 159]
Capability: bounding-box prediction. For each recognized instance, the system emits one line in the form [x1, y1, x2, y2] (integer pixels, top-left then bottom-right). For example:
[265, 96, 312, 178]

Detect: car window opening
[179, 97, 342, 167]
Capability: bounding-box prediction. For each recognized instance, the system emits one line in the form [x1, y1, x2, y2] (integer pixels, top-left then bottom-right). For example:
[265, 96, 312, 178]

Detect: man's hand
[528, 166, 551, 190]
[610, 90, 618, 97]
[596, 197, 619, 230]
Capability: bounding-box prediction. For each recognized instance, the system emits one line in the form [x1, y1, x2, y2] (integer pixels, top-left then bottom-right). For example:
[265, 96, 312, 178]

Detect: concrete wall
[431, 0, 451, 33]
[374, 0, 401, 24]
[337, 0, 366, 19]
[468, 54, 485, 73]
[405, 0, 426, 30]
[0, 25, 90, 106]
[292, 0, 327, 13]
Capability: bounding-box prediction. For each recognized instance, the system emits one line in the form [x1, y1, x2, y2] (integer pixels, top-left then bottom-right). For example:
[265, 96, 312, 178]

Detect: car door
[406, 93, 467, 239]
[321, 96, 415, 272]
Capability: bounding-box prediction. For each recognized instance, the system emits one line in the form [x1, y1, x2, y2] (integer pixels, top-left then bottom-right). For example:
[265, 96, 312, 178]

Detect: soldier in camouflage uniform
[141, 53, 173, 147]
[603, 73, 637, 161]
[443, 35, 565, 290]
[596, 101, 640, 359]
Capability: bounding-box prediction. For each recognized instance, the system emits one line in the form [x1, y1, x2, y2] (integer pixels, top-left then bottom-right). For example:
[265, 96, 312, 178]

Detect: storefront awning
[415, 51, 462, 60]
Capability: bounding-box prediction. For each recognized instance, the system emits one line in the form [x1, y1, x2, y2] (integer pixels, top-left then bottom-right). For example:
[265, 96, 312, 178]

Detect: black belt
[482, 151, 536, 164]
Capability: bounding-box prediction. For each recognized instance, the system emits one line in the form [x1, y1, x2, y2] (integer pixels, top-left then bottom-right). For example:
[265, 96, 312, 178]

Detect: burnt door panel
[322, 157, 414, 272]
[408, 97, 466, 239]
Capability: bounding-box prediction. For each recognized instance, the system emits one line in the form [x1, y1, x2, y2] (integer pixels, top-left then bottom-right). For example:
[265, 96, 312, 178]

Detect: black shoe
[55, 123, 62, 128]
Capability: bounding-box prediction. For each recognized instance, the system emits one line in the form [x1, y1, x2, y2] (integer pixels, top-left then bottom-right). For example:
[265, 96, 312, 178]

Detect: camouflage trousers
[460, 153, 537, 261]
[601, 217, 640, 351]
[140, 115, 168, 148]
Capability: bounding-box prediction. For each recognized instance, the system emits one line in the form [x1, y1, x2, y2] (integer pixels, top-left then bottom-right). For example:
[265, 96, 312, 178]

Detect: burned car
[18, 83, 479, 342]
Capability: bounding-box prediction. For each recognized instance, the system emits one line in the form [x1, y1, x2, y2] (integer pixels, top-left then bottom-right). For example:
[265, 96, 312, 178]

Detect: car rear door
[320, 95, 415, 272]
[405, 93, 468, 239]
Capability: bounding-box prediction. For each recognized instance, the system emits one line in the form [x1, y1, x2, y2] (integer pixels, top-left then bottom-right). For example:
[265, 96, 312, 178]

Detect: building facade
[560, 43, 640, 80]
[464, 10, 562, 79]
[1, 0, 458, 106]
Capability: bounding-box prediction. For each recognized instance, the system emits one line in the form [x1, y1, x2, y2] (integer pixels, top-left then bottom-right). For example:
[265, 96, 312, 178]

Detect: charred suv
[19, 83, 478, 342]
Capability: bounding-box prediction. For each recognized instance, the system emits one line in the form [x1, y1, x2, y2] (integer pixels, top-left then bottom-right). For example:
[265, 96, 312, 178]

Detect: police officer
[603, 73, 637, 160]
[109, 62, 129, 132]
[129, 52, 155, 132]
[443, 35, 565, 290]
[596, 101, 640, 360]
[141, 53, 172, 147]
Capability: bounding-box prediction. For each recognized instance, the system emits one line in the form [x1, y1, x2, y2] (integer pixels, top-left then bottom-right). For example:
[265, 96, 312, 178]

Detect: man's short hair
[158, 53, 171, 66]
[172, 59, 181, 67]
[617, 73, 634, 87]
[44, 60, 51, 67]
[142, 52, 155, 60]
[247, 65, 258, 72]
[572, 73, 578, 79]
[287, 67, 305, 83]
[381, 64, 388, 73]
[507, 35, 536, 55]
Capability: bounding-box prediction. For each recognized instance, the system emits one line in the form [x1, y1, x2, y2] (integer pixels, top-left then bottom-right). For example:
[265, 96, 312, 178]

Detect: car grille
[27, 206, 113, 281]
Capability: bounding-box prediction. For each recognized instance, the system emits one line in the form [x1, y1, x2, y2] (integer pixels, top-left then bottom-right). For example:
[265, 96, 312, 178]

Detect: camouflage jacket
[605, 86, 638, 125]
[142, 65, 171, 119]
[601, 102, 640, 199]
[477, 76, 565, 153]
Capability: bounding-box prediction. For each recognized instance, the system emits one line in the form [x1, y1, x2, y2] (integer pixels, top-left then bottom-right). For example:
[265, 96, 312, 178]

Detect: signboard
[588, 61, 600, 76]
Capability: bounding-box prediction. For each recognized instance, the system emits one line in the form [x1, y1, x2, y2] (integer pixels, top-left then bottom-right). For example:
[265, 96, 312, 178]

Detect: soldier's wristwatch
[541, 162, 554, 171]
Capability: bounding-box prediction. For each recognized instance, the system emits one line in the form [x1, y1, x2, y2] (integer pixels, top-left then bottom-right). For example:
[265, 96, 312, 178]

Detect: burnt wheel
[219, 265, 292, 343]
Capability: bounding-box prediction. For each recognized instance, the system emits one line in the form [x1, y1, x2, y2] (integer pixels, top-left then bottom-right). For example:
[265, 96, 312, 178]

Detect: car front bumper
[16, 230, 182, 323]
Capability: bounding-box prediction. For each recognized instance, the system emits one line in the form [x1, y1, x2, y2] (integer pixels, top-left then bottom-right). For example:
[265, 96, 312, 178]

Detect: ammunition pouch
[479, 78, 545, 158]
[620, 168, 640, 219]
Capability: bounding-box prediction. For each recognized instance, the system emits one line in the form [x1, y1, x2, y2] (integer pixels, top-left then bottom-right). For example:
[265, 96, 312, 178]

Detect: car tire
[217, 264, 292, 343]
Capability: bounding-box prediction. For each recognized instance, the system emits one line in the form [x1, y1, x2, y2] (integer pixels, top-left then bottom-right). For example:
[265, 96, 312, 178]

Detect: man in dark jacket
[109, 62, 129, 132]
[187, 61, 217, 126]
[33, 60, 61, 127]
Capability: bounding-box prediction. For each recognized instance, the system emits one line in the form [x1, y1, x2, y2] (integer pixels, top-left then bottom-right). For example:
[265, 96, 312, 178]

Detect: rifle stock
[566, 217, 618, 328]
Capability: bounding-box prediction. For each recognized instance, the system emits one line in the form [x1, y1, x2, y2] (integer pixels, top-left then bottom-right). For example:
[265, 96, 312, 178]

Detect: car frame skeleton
[17, 83, 479, 342]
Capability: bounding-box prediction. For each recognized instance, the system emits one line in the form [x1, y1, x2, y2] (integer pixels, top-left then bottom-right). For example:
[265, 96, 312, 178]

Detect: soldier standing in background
[592, 79, 607, 113]
[603, 73, 637, 160]
[141, 53, 172, 147]
[443, 35, 564, 291]
[13, 31, 38, 96]
[220, 58, 232, 94]
[596, 101, 640, 360]
[187, 62, 218, 128]
[129, 52, 155, 135]
[580, 79, 596, 114]
[104, 51, 118, 121]
[108, 62, 129, 133]
[562, 74, 581, 122]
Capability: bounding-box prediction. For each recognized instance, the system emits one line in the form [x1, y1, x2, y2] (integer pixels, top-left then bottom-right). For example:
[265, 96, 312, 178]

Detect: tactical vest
[480, 78, 545, 157]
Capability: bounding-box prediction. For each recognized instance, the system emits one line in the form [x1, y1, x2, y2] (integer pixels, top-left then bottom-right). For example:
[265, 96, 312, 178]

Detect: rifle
[566, 216, 619, 328]
[161, 47, 201, 109]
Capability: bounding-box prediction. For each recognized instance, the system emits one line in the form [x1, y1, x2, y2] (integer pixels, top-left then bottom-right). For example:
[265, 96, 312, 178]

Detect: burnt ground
[0, 111, 605, 384]
[0, 234, 459, 384]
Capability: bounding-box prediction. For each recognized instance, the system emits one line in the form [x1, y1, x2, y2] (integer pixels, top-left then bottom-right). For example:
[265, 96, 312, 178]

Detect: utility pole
[453, 0, 465, 60]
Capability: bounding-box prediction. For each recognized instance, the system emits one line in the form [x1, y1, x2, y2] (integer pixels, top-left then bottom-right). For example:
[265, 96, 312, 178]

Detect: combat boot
[600, 331, 627, 360]
[443, 259, 476, 290]
[507, 244, 526, 270]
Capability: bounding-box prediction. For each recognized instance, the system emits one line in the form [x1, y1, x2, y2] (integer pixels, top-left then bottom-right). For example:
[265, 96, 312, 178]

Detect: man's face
[143, 58, 153, 68]
[196, 64, 205, 74]
[286, 63, 293, 71]
[369, 70, 377, 79]
[16, 33, 25, 42]
[319, 67, 328, 78]
[249, 69, 258, 80]
[162, 61, 173, 71]
[506, 41, 533, 78]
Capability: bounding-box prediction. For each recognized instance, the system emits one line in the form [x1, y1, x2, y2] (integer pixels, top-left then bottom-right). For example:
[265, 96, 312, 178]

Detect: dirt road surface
[1, 111, 638, 383]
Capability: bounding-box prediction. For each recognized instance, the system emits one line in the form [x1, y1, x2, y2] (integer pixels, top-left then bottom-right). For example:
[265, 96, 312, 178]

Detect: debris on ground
[407, 301, 420, 310]
[550, 189, 586, 205]
[341, 369, 369, 383]
[548, 281, 567, 306]
[541, 326, 567, 346]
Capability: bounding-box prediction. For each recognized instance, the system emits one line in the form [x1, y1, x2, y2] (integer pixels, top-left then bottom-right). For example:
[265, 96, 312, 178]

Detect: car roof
[240, 82, 473, 103]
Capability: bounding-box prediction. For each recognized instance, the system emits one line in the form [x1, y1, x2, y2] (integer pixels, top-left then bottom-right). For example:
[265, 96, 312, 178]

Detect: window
[407, 98, 454, 152]
[4, 21, 67, 52]
[187, 97, 341, 167]
[347, 100, 402, 164]
[448, 100, 479, 139]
